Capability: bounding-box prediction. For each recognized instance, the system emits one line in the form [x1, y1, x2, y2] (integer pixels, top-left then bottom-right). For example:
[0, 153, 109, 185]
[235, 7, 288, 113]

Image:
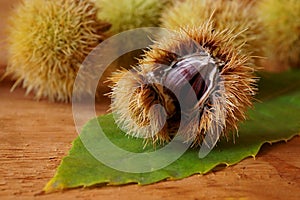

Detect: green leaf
[44, 70, 300, 192]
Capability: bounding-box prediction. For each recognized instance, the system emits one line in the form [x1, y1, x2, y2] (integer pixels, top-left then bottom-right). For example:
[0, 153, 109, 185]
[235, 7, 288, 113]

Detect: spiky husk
[258, 0, 300, 71]
[110, 22, 257, 146]
[95, 0, 171, 36]
[5, 0, 110, 102]
[161, 0, 263, 60]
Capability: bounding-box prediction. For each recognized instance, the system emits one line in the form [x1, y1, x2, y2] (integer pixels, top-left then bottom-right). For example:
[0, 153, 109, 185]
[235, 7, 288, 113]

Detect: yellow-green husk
[257, 0, 300, 71]
[95, 0, 170, 36]
[5, 0, 110, 102]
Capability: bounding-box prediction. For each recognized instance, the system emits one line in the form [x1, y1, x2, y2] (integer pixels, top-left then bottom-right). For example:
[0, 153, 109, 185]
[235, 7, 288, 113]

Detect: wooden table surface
[1, 1, 300, 199]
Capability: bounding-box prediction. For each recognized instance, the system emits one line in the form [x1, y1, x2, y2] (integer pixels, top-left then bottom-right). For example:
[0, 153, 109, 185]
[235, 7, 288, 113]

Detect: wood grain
[0, 1, 299, 200]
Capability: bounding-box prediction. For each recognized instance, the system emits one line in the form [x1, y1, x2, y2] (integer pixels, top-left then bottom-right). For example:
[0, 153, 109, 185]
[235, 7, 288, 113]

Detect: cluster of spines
[110, 22, 257, 146]
[5, 0, 110, 102]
